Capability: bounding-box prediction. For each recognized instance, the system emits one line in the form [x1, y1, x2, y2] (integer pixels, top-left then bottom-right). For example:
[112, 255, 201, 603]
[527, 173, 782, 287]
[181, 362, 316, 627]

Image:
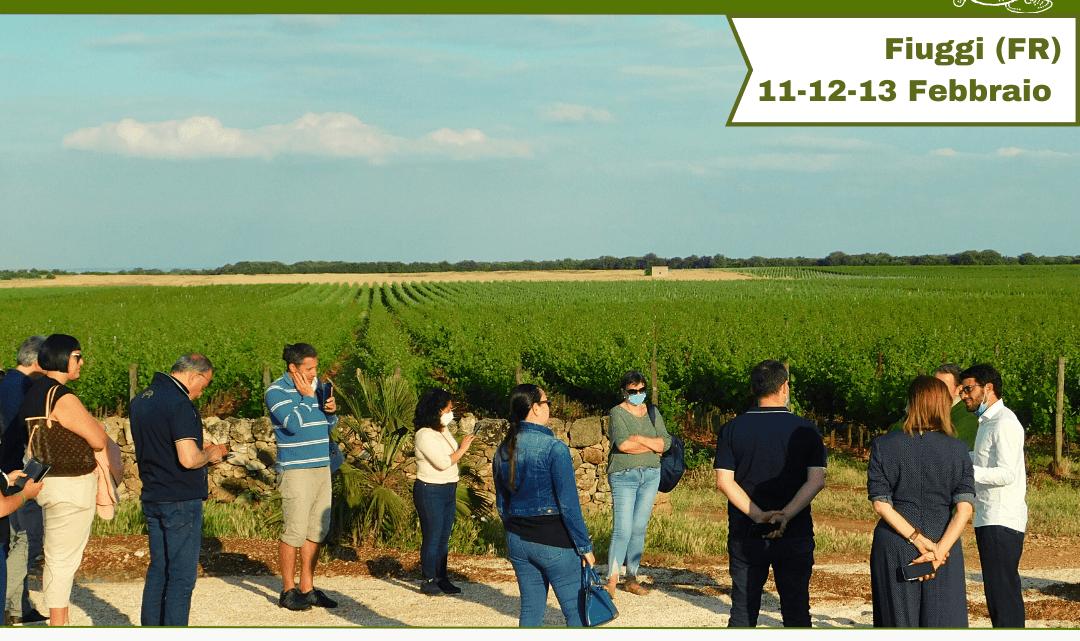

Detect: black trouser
[727, 536, 815, 627]
[975, 525, 1026, 628]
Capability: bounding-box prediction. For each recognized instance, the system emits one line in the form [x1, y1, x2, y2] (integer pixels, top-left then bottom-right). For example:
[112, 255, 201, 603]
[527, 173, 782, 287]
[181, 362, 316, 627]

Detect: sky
[1, 14, 1077, 271]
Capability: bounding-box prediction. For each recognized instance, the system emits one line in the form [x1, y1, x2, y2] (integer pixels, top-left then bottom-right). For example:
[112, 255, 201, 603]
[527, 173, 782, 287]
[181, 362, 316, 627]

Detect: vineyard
[2, 266, 1078, 439]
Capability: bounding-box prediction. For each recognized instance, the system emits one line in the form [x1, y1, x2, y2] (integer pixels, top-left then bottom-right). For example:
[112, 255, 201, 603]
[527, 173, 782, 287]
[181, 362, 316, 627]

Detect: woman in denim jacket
[494, 384, 597, 627]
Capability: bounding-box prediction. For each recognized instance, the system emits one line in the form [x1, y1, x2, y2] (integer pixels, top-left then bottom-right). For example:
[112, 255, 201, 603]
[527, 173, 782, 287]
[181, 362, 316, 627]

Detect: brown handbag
[25, 384, 97, 477]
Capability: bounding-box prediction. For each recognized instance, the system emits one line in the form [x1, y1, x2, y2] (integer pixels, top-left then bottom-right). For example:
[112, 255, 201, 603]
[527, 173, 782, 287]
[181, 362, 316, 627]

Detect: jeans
[141, 499, 204, 626]
[6, 498, 43, 617]
[413, 480, 457, 581]
[975, 525, 1026, 628]
[506, 530, 584, 627]
[606, 466, 660, 580]
[728, 536, 815, 627]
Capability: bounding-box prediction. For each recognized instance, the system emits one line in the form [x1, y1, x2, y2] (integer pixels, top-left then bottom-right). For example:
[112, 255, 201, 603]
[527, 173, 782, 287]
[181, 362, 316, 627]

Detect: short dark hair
[414, 388, 453, 431]
[171, 353, 213, 376]
[960, 364, 1004, 399]
[37, 334, 81, 373]
[619, 370, 647, 400]
[282, 343, 318, 366]
[934, 363, 963, 386]
[750, 360, 788, 399]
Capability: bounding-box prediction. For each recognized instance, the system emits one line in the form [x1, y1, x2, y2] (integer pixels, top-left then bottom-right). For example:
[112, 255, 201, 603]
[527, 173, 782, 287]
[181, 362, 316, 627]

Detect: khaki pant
[280, 466, 331, 548]
[35, 472, 97, 610]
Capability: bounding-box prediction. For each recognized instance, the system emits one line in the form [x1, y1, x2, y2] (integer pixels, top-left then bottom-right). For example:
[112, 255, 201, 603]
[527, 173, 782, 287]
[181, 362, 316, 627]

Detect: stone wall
[104, 412, 669, 512]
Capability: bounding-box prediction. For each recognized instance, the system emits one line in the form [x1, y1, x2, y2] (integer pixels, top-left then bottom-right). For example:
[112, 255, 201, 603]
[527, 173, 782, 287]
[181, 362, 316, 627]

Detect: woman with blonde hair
[868, 375, 975, 627]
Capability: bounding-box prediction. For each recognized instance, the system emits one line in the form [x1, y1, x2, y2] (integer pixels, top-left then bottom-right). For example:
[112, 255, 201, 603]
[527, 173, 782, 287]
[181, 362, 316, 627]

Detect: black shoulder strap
[646, 403, 656, 426]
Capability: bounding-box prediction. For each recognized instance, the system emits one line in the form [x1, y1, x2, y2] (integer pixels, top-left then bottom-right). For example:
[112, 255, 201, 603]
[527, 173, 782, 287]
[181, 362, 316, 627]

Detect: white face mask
[440, 411, 454, 427]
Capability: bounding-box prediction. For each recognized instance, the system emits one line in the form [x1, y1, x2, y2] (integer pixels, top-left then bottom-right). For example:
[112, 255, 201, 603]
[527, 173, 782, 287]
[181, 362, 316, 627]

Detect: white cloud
[926, 146, 1073, 159]
[777, 134, 876, 151]
[62, 112, 533, 162]
[537, 102, 616, 124]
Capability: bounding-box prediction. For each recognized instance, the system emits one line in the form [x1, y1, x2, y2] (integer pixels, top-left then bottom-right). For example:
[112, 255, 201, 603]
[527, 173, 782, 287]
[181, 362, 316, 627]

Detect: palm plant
[331, 369, 418, 545]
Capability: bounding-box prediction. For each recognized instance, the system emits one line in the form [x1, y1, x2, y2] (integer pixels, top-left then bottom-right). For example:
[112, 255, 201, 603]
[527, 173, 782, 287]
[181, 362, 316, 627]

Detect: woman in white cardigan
[413, 388, 475, 596]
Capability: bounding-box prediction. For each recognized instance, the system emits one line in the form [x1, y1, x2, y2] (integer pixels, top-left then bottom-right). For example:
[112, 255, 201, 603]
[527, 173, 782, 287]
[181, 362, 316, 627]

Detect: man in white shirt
[960, 364, 1027, 628]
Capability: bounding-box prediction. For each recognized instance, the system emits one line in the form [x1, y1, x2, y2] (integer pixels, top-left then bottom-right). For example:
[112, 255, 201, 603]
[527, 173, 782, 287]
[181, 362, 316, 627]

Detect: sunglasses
[70, 352, 83, 362]
[626, 387, 646, 394]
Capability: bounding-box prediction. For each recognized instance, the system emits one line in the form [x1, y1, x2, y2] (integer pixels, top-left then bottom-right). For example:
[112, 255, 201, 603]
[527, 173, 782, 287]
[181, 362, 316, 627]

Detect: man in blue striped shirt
[266, 343, 338, 611]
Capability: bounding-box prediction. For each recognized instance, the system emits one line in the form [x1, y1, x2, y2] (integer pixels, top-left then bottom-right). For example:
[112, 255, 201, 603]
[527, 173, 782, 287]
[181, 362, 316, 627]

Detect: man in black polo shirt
[130, 353, 228, 626]
[715, 360, 827, 627]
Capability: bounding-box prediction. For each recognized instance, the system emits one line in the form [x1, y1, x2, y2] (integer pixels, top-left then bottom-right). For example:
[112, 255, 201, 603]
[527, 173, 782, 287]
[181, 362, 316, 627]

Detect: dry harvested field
[0, 269, 753, 289]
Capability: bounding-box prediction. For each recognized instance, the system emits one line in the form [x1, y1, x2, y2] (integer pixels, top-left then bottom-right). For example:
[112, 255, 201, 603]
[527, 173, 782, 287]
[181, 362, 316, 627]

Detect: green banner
[10, 1, 1071, 16]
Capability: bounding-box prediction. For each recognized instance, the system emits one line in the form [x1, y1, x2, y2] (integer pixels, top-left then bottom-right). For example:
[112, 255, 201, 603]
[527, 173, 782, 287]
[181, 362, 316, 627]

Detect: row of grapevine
[369, 267, 1080, 435]
[0, 284, 366, 417]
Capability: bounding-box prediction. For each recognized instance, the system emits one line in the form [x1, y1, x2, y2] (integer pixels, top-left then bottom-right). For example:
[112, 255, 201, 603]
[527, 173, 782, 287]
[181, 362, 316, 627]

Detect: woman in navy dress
[868, 375, 975, 627]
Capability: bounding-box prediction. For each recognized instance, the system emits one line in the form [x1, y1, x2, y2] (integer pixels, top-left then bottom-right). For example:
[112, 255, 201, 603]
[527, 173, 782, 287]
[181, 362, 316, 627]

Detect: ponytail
[502, 384, 542, 490]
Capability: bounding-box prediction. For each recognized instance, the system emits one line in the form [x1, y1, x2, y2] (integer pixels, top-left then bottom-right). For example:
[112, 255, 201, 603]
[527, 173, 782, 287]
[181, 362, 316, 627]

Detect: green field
[2, 266, 1078, 437]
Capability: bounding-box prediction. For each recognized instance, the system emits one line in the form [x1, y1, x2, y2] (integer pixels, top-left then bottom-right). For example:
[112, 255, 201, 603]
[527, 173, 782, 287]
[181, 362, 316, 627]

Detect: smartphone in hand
[901, 561, 936, 581]
[13, 458, 51, 489]
[748, 521, 781, 538]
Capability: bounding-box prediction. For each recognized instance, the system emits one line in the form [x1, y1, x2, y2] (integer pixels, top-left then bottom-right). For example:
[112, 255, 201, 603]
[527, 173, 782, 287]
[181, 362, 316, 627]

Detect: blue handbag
[580, 562, 619, 626]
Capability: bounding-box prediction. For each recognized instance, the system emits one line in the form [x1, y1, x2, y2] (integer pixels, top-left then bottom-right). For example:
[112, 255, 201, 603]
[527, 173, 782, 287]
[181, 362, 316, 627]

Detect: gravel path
[5, 560, 1079, 629]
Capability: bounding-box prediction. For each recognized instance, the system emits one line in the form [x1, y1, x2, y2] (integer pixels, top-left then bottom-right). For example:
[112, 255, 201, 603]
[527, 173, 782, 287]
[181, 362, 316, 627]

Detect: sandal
[605, 576, 619, 598]
[624, 579, 650, 596]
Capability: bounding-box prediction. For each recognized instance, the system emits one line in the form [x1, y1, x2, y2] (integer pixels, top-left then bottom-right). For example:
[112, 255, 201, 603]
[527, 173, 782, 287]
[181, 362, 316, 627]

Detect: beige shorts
[279, 466, 332, 548]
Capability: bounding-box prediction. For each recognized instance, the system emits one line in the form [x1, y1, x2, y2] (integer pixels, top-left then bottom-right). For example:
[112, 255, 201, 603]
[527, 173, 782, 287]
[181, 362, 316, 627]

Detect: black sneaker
[437, 578, 462, 594]
[279, 588, 312, 611]
[14, 610, 48, 624]
[421, 579, 444, 596]
[302, 588, 338, 608]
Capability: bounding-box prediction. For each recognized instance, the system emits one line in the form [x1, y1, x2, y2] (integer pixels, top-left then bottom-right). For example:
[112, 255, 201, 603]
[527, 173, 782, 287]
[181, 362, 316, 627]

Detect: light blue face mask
[975, 399, 989, 417]
[628, 392, 647, 406]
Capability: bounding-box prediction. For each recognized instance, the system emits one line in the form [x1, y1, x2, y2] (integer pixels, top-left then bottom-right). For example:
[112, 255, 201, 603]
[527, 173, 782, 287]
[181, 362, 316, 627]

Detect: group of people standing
[1, 331, 1030, 629]
[709, 359, 1027, 629]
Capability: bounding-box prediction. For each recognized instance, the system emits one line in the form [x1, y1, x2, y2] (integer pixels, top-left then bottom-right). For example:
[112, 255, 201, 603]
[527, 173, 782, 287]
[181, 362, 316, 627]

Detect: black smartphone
[324, 380, 334, 399]
[13, 458, 51, 489]
[748, 521, 781, 538]
[472, 422, 482, 435]
[902, 561, 936, 581]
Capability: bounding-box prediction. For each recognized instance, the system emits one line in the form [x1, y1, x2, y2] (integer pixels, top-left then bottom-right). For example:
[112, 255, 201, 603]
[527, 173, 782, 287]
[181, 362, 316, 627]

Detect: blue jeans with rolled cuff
[414, 480, 457, 581]
[506, 530, 584, 627]
[606, 465, 661, 580]
[141, 499, 203, 626]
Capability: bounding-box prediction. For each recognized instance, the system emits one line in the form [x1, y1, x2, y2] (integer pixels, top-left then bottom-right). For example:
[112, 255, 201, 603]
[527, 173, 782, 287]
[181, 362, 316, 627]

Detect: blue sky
[1, 15, 1077, 271]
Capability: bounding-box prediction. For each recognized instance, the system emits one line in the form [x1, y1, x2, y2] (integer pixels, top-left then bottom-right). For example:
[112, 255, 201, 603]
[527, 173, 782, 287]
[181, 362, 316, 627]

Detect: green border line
[726, 14, 1079, 127]
[8, 1, 1079, 15]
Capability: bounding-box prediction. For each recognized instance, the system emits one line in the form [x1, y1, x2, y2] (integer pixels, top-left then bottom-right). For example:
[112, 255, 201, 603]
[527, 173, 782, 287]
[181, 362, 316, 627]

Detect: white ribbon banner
[729, 18, 1077, 124]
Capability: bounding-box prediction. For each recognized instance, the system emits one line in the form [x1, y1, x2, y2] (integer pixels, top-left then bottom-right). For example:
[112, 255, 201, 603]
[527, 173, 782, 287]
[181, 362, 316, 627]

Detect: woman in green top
[605, 370, 672, 597]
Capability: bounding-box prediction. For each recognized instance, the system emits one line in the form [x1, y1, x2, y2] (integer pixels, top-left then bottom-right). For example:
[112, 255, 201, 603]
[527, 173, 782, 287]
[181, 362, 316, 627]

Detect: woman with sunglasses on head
[605, 370, 671, 597]
[14, 334, 109, 626]
[412, 387, 475, 596]
[868, 375, 975, 627]
[494, 384, 596, 626]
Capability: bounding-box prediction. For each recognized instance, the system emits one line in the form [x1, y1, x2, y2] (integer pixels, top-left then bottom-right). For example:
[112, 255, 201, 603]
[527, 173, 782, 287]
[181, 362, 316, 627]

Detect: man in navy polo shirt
[715, 360, 827, 627]
[130, 353, 227, 626]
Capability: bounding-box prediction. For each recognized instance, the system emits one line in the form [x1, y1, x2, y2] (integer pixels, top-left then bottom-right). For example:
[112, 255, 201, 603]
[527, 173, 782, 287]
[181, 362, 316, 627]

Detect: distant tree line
[3, 250, 1079, 280]
[197, 250, 1080, 274]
